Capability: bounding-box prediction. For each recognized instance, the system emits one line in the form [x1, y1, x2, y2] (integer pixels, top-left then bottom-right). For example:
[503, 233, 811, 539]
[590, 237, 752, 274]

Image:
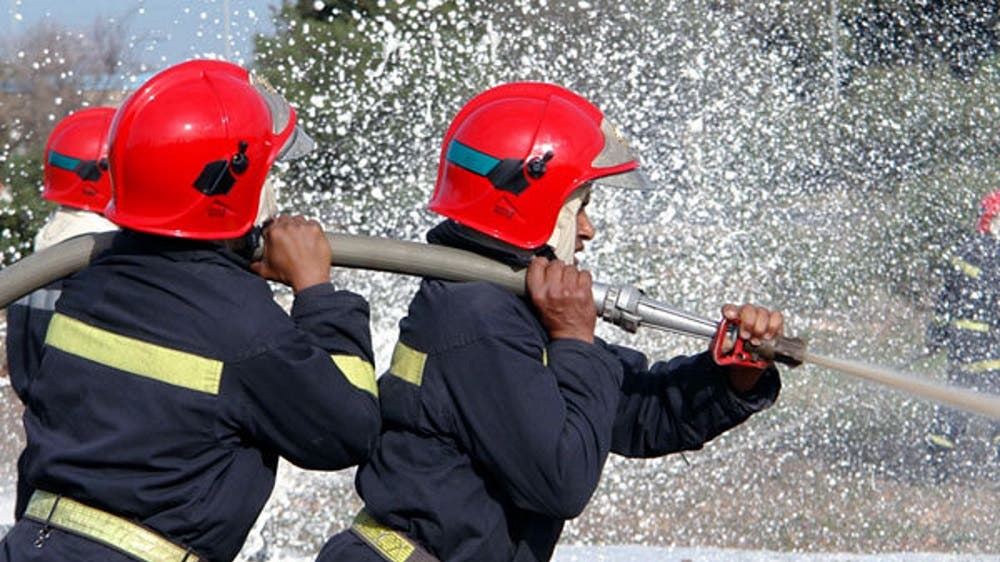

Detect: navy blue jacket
[10, 231, 380, 562]
[5, 283, 59, 402]
[5, 281, 62, 517]
[321, 223, 781, 562]
[927, 234, 1000, 389]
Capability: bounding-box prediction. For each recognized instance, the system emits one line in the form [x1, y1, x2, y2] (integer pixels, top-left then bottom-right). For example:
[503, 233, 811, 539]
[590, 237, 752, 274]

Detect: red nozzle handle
[711, 317, 771, 369]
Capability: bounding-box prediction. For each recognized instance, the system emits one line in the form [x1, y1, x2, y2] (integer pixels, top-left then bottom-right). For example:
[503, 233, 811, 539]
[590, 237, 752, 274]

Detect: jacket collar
[111, 229, 252, 269]
[426, 220, 554, 268]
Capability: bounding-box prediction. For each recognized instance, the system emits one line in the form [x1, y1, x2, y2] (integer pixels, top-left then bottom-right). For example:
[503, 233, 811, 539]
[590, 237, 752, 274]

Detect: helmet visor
[592, 118, 637, 169]
[590, 118, 652, 189]
[593, 168, 654, 191]
[276, 125, 315, 161]
[251, 72, 315, 161]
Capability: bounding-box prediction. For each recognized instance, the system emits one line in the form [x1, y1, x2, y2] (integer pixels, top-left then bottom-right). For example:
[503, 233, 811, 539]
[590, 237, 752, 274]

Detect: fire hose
[0, 231, 998, 420]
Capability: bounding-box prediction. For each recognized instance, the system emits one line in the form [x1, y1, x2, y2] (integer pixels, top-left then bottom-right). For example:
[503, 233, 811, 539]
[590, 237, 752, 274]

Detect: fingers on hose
[750, 308, 773, 343]
[526, 257, 550, 302]
[766, 309, 784, 338]
[734, 304, 768, 341]
[722, 303, 739, 320]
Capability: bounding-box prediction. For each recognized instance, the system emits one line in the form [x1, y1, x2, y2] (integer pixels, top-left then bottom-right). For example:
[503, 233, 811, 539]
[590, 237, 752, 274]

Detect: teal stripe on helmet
[49, 151, 82, 172]
[447, 139, 500, 177]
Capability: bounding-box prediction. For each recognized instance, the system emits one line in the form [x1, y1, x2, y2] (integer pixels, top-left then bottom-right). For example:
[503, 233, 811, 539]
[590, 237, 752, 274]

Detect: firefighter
[4, 106, 119, 517]
[925, 190, 1000, 478]
[6, 106, 119, 399]
[0, 60, 380, 562]
[317, 82, 783, 562]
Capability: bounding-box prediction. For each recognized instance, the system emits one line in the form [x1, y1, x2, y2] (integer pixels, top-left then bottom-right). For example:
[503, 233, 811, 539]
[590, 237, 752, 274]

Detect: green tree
[0, 16, 138, 267]
[0, 154, 51, 266]
[254, 0, 494, 236]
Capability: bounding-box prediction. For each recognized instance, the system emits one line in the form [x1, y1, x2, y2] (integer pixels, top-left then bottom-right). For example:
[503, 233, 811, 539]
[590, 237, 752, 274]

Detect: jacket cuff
[291, 283, 368, 320]
[726, 365, 781, 412]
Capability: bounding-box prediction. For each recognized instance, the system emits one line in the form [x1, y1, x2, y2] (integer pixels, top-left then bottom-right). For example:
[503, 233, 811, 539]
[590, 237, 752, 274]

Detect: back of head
[429, 82, 645, 250]
[43, 106, 115, 212]
[104, 59, 311, 240]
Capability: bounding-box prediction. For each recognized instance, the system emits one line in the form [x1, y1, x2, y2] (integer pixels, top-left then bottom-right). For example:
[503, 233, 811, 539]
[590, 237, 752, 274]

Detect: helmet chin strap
[545, 187, 588, 263]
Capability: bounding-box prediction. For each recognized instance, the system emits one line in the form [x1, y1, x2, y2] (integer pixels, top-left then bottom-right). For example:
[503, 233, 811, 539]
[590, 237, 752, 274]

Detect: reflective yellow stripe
[332, 355, 377, 397]
[952, 257, 981, 279]
[25, 491, 200, 562]
[45, 313, 222, 395]
[963, 359, 1000, 374]
[351, 510, 416, 562]
[542, 348, 548, 366]
[389, 342, 427, 386]
[951, 318, 990, 333]
[926, 434, 955, 449]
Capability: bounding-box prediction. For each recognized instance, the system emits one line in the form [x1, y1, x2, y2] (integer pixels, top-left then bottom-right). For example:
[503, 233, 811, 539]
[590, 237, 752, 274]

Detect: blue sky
[2, 0, 283, 70]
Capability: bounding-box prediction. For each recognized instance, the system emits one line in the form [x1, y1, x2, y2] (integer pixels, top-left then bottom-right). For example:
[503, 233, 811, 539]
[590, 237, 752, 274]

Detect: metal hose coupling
[593, 282, 718, 339]
[593, 282, 644, 333]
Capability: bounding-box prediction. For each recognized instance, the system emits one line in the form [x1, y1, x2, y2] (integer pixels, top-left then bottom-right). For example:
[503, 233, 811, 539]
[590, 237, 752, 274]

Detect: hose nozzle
[750, 336, 808, 368]
[593, 282, 807, 368]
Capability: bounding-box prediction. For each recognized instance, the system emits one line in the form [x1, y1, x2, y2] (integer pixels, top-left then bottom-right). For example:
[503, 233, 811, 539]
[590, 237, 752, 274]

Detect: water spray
[1, 231, 998, 421]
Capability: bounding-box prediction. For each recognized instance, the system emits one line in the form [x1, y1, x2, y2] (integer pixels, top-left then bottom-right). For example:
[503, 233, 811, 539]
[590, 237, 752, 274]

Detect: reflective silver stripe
[13, 287, 62, 311]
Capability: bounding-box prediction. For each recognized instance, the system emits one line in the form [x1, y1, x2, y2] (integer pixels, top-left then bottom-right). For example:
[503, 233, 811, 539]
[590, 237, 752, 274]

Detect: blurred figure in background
[925, 190, 1000, 479]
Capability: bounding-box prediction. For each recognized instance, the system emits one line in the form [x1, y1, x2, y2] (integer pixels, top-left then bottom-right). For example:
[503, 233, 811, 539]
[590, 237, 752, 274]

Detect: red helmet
[978, 190, 1000, 234]
[429, 82, 647, 249]
[104, 59, 312, 239]
[43, 106, 115, 212]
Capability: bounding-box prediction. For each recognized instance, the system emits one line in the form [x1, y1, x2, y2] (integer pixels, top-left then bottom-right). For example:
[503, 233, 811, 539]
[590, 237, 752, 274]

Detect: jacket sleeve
[606, 342, 780, 458]
[6, 286, 61, 518]
[223, 283, 379, 470]
[442, 326, 624, 520]
[4, 284, 61, 402]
